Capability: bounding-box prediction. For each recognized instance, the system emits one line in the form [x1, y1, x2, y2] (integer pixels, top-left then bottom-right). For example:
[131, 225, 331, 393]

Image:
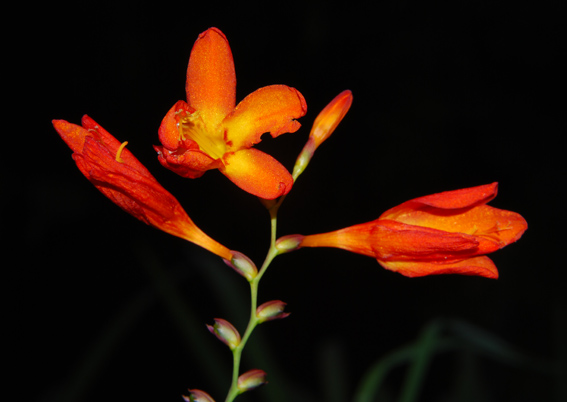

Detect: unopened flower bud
[207, 318, 241, 350]
[224, 251, 258, 281]
[237, 369, 267, 393]
[256, 300, 290, 323]
[292, 90, 353, 180]
[310, 90, 353, 149]
[183, 389, 215, 402]
[275, 235, 304, 254]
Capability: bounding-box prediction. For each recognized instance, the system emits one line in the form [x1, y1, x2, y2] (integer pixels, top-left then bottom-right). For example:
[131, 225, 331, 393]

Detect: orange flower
[154, 27, 307, 199]
[295, 183, 527, 278]
[52, 115, 233, 260]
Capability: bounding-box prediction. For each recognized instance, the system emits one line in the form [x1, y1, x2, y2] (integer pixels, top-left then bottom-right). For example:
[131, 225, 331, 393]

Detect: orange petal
[154, 145, 220, 179]
[382, 183, 498, 218]
[186, 27, 236, 128]
[158, 100, 195, 151]
[222, 85, 307, 151]
[220, 148, 293, 199]
[370, 220, 480, 261]
[378, 256, 499, 279]
[381, 204, 527, 251]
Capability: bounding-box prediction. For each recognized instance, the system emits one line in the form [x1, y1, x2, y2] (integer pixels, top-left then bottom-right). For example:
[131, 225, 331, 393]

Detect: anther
[116, 141, 128, 163]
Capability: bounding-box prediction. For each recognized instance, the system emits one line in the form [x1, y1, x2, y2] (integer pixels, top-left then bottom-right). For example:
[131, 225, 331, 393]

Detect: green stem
[224, 203, 281, 402]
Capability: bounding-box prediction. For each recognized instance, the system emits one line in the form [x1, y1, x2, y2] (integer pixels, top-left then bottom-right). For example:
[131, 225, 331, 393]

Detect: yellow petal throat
[179, 112, 226, 160]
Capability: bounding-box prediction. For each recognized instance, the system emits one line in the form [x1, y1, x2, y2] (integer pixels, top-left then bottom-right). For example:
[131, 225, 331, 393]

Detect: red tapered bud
[207, 318, 241, 350]
[224, 251, 258, 281]
[256, 300, 290, 323]
[183, 389, 215, 402]
[237, 369, 267, 393]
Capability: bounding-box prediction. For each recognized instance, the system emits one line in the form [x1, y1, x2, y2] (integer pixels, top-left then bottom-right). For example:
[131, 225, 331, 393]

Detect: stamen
[116, 141, 128, 163]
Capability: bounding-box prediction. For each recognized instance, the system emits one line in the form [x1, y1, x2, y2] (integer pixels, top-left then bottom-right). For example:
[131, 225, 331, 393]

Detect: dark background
[7, 1, 564, 401]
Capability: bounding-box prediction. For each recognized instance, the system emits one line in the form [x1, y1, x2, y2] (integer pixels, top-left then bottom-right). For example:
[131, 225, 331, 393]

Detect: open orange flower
[53, 115, 233, 261]
[293, 183, 527, 278]
[154, 27, 307, 199]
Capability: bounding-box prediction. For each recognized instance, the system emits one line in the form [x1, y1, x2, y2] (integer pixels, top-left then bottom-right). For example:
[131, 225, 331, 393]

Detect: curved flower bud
[207, 318, 241, 350]
[52, 116, 233, 261]
[156, 27, 307, 199]
[293, 90, 353, 180]
[256, 300, 290, 323]
[183, 389, 216, 402]
[237, 369, 267, 393]
[298, 183, 527, 279]
[224, 251, 258, 281]
[275, 234, 304, 254]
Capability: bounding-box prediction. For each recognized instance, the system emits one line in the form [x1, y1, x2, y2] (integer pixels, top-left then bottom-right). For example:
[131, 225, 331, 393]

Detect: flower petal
[154, 145, 220, 178]
[378, 256, 499, 279]
[382, 183, 498, 216]
[52, 119, 88, 153]
[220, 148, 293, 199]
[222, 85, 307, 151]
[186, 27, 236, 128]
[370, 220, 480, 261]
[158, 100, 196, 151]
[380, 204, 526, 251]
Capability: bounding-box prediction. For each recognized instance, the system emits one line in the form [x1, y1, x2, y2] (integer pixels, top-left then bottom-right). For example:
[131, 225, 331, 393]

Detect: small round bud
[207, 318, 241, 350]
[256, 300, 290, 323]
[237, 369, 267, 393]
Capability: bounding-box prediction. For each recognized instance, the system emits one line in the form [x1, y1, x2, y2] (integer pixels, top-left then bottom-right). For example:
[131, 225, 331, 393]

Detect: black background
[7, 1, 564, 401]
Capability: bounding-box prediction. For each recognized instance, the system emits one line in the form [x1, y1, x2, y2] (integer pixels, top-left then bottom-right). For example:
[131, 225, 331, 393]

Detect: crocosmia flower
[52, 116, 233, 260]
[155, 27, 307, 199]
[295, 183, 527, 278]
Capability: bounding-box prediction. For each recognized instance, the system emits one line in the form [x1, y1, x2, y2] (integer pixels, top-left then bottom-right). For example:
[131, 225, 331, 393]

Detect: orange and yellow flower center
[179, 112, 226, 160]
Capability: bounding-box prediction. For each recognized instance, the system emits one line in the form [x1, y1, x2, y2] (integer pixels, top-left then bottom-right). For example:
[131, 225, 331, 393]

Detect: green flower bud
[237, 369, 267, 393]
[207, 318, 241, 350]
[256, 300, 290, 323]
